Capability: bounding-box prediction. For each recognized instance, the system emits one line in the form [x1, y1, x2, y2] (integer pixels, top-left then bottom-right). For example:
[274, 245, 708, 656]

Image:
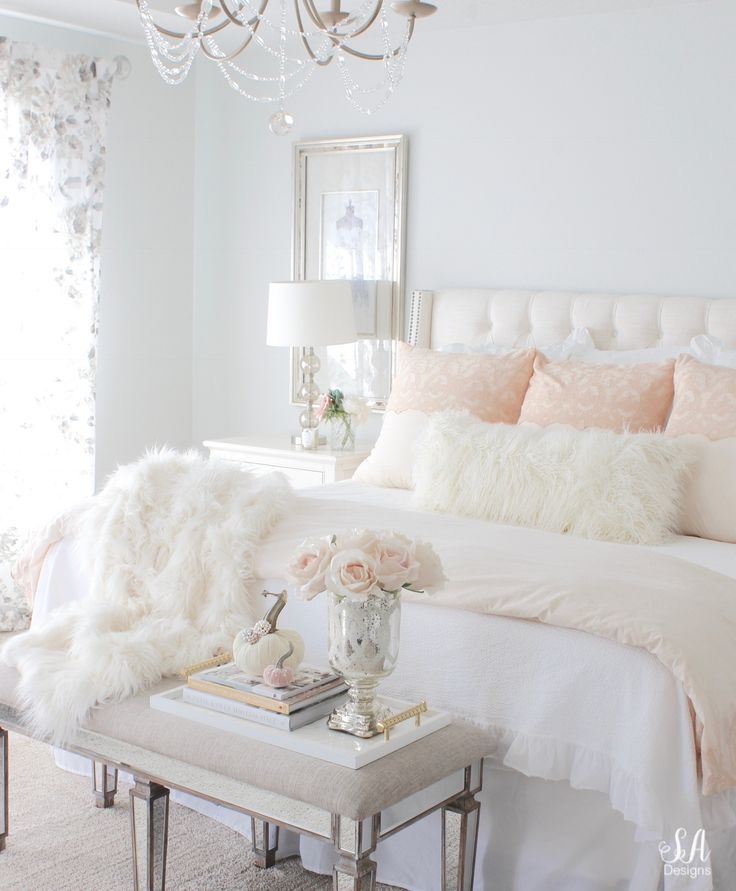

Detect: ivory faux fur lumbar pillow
[412, 413, 694, 545]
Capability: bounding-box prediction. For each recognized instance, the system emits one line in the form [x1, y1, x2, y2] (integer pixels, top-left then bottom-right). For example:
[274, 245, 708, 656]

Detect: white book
[182, 686, 345, 730]
[150, 686, 453, 769]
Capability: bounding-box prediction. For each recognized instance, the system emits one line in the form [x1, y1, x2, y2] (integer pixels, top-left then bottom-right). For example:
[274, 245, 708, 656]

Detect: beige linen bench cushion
[0, 665, 492, 821]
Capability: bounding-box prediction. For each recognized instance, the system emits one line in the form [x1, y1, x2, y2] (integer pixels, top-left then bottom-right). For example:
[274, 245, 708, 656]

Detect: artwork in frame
[319, 190, 379, 337]
[291, 135, 407, 411]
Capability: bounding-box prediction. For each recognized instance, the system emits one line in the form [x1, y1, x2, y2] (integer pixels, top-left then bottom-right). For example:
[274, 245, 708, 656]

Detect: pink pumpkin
[263, 663, 294, 688]
[263, 640, 295, 688]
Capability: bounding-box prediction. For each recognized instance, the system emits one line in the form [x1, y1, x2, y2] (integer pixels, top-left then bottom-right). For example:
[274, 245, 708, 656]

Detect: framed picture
[291, 134, 407, 411]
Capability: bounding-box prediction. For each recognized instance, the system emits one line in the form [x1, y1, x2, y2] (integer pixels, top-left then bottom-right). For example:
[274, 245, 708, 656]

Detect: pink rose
[412, 540, 446, 592]
[315, 393, 331, 422]
[372, 534, 420, 592]
[326, 549, 378, 600]
[287, 536, 333, 600]
[336, 528, 379, 553]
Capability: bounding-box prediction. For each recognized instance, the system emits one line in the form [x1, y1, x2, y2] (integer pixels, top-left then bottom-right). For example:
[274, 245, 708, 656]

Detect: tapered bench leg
[250, 817, 279, 868]
[92, 760, 118, 808]
[130, 778, 169, 891]
[0, 728, 7, 852]
[441, 791, 481, 891]
[333, 815, 378, 891]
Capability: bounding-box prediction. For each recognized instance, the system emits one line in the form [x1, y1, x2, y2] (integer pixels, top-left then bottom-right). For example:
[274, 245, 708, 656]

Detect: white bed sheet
[320, 480, 736, 578]
[31, 481, 736, 891]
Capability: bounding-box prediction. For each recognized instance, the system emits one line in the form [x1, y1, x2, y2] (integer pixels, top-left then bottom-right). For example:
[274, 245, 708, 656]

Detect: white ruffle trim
[701, 786, 736, 833]
[466, 721, 675, 840]
[476, 721, 736, 841]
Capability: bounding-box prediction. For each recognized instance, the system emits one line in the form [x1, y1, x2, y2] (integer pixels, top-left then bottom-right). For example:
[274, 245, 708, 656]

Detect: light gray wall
[6, 2, 736, 469]
[192, 0, 736, 444]
[0, 14, 196, 486]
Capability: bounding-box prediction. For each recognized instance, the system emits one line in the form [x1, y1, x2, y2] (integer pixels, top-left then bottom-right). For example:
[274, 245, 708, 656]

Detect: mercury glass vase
[326, 590, 401, 738]
[329, 415, 355, 451]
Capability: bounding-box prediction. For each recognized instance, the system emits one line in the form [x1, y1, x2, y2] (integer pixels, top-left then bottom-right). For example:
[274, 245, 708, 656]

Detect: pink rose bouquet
[286, 528, 446, 602]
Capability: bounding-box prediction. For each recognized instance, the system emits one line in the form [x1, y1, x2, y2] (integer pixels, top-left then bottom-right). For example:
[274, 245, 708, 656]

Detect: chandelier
[136, 0, 437, 133]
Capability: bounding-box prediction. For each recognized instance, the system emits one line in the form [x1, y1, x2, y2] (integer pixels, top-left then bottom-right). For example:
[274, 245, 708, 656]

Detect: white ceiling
[0, 0, 703, 43]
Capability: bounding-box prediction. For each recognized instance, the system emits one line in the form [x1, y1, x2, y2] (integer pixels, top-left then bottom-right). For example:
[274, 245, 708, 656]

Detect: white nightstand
[203, 434, 372, 490]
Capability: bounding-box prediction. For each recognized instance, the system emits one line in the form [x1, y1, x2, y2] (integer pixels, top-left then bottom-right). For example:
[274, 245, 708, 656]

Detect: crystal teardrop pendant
[269, 111, 294, 136]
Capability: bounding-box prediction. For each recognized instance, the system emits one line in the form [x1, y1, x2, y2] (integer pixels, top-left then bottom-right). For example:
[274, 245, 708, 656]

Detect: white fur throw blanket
[2, 450, 293, 743]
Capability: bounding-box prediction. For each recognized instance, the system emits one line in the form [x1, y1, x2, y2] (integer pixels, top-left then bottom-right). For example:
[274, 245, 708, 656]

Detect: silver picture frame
[290, 134, 407, 411]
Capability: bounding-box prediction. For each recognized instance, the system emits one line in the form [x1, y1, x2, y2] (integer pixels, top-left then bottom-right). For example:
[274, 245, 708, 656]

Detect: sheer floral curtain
[0, 39, 118, 630]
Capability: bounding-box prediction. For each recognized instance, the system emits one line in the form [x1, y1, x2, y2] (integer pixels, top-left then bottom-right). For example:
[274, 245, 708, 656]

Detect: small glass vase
[326, 590, 401, 738]
[329, 415, 355, 451]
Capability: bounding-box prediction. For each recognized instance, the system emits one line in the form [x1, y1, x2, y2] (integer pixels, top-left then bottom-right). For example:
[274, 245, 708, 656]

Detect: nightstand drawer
[204, 435, 372, 490]
[240, 462, 324, 489]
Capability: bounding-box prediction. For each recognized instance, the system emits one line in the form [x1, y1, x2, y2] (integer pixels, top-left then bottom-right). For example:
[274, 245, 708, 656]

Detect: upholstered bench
[0, 665, 490, 890]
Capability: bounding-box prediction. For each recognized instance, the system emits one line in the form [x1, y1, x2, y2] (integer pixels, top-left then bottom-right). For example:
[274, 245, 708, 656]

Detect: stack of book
[183, 661, 348, 731]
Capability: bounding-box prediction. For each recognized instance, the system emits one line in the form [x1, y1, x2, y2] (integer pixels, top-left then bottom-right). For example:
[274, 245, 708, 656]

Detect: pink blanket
[412, 533, 736, 796]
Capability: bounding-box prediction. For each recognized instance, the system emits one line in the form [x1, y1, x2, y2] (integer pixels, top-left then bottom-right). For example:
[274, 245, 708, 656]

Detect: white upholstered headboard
[408, 289, 736, 351]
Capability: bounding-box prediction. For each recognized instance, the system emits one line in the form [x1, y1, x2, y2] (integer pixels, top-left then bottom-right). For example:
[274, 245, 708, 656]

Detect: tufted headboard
[407, 289, 736, 351]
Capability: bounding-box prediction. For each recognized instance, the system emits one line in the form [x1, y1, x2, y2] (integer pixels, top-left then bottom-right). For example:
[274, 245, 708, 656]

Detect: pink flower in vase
[316, 392, 331, 422]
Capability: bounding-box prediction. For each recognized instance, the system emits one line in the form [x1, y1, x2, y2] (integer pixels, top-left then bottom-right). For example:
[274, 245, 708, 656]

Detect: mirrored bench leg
[0, 727, 7, 852]
[441, 791, 481, 891]
[250, 817, 279, 868]
[92, 760, 118, 809]
[130, 778, 169, 891]
[333, 815, 378, 891]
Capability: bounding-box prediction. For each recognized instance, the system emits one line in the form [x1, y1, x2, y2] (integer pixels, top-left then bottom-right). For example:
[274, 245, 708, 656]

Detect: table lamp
[267, 280, 357, 449]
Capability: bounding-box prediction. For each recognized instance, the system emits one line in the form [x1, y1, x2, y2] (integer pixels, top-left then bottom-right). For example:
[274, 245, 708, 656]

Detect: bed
[27, 289, 736, 891]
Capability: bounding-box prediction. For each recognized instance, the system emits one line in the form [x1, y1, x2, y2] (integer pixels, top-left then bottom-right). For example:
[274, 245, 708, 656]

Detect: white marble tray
[150, 686, 452, 769]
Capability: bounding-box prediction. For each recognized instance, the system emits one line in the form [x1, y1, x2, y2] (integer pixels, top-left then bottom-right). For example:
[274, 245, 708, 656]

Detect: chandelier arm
[219, 0, 268, 28]
[200, 0, 268, 60]
[339, 14, 415, 61]
[300, 0, 331, 31]
[294, 0, 336, 65]
[135, 0, 231, 39]
[338, 0, 385, 39]
[300, 0, 392, 50]
[200, 31, 255, 60]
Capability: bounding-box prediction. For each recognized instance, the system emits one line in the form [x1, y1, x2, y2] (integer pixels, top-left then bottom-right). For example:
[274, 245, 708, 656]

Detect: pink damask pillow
[387, 343, 535, 422]
[666, 355, 736, 440]
[354, 344, 535, 488]
[519, 355, 675, 433]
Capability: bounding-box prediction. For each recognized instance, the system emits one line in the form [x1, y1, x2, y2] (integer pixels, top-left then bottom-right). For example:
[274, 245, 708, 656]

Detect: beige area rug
[2, 732, 404, 891]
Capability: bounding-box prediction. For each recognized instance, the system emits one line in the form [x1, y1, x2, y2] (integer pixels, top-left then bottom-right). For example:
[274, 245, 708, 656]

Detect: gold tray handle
[376, 701, 428, 741]
[180, 651, 232, 678]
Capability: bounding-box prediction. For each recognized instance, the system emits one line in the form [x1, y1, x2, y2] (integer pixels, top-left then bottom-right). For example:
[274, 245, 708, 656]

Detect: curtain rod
[0, 9, 146, 47]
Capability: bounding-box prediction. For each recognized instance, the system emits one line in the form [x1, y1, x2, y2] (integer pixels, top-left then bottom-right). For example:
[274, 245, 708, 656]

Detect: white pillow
[558, 331, 735, 366]
[352, 410, 428, 489]
[677, 434, 736, 543]
[439, 328, 590, 361]
[564, 329, 683, 364]
[412, 413, 693, 545]
[441, 328, 686, 364]
[689, 335, 736, 369]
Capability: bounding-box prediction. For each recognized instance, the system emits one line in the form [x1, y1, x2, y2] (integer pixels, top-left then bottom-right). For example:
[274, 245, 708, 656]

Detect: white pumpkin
[234, 626, 304, 675]
[233, 590, 304, 676]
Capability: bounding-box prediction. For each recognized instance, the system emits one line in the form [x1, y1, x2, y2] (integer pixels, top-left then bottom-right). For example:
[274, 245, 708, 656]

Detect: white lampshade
[267, 280, 357, 347]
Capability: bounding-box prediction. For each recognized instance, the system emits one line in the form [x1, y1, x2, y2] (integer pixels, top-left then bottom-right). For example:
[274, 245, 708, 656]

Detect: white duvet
[34, 480, 736, 890]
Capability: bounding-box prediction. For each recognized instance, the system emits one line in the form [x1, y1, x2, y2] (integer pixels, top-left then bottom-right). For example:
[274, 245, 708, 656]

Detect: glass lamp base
[291, 433, 326, 447]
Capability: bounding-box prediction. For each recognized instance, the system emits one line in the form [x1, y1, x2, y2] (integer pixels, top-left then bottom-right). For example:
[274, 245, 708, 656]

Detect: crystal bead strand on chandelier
[336, 6, 412, 115]
[269, 0, 294, 135]
[135, 1, 438, 129]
